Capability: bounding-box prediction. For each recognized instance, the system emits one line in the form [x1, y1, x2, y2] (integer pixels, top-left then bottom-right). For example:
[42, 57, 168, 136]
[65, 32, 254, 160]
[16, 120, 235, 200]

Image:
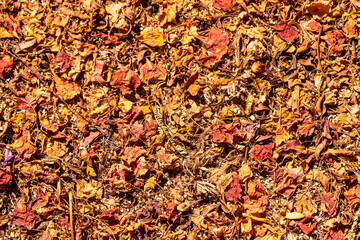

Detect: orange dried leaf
[10, 129, 36, 159]
[110, 66, 140, 94]
[187, 84, 202, 96]
[307, 1, 331, 17]
[197, 27, 229, 67]
[53, 73, 80, 100]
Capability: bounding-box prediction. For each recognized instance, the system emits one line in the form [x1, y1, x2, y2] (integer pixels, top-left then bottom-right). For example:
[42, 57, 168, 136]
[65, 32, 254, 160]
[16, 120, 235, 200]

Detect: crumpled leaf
[10, 202, 40, 230]
[343, 19, 358, 39]
[52, 48, 70, 72]
[213, 0, 236, 11]
[10, 129, 36, 159]
[138, 27, 166, 47]
[53, 73, 80, 100]
[98, 209, 119, 225]
[0, 15, 22, 38]
[0, 55, 13, 79]
[321, 192, 338, 217]
[0, 167, 12, 189]
[250, 143, 274, 162]
[110, 66, 140, 94]
[298, 216, 317, 234]
[224, 173, 242, 202]
[197, 27, 229, 67]
[272, 21, 299, 43]
[307, 1, 331, 17]
[140, 60, 167, 84]
[76, 179, 103, 199]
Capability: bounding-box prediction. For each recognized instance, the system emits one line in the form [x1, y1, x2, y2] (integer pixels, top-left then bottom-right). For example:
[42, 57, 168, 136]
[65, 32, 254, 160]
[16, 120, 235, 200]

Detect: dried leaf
[139, 27, 166, 47]
[110, 66, 140, 94]
[213, 0, 236, 11]
[10, 202, 40, 230]
[273, 21, 299, 43]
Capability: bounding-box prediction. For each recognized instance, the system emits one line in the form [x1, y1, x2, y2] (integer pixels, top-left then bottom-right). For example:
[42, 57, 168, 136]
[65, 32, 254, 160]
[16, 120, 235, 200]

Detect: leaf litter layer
[0, 0, 360, 239]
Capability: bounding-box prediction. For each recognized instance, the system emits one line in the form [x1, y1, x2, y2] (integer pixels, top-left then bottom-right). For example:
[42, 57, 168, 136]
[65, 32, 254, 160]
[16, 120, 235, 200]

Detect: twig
[69, 192, 75, 240]
[316, 25, 325, 77]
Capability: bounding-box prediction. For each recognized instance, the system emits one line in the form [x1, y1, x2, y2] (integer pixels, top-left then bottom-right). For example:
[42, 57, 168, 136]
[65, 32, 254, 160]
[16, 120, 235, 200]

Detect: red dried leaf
[213, 0, 236, 11]
[298, 216, 317, 234]
[98, 209, 119, 225]
[302, 20, 321, 32]
[197, 27, 229, 67]
[110, 66, 140, 94]
[212, 123, 248, 144]
[98, 33, 120, 45]
[0, 16, 22, 37]
[140, 60, 167, 84]
[273, 21, 299, 43]
[321, 192, 337, 217]
[250, 143, 274, 162]
[92, 59, 107, 83]
[52, 48, 70, 72]
[274, 168, 303, 197]
[225, 174, 242, 202]
[325, 30, 346, 46]
[39, 231, 52, 240]
[10, 202, 40, 230]
[327, 229, 345, 240]
[83, 131, 100, 148]
[329, 45, 344, 56]
[31, 187, 49, 211]
[165, 199, 176, 216]
[0, 55, 13, 79]
[144, 119, 158, 136]
[106, 164, 131, 181]
[156, 147, 178, 169]
[129, 123, 144, 143]
[0, 168, 12, 189]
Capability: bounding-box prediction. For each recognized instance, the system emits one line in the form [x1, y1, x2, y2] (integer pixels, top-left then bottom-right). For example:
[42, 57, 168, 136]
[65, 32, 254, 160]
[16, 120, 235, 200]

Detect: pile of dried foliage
[1, 0, 360, 239]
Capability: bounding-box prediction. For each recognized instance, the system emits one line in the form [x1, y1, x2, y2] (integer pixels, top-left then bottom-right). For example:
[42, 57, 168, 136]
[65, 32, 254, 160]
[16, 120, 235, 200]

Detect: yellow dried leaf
[79, 205, 93, 213]
[275, 121, 289, 146]
[139, 27, 166, 47]
[285, 212, 305, 219]
[243, 212, 272, 225]
[144, 176, 156, 191]
[86, 165, 97, 177]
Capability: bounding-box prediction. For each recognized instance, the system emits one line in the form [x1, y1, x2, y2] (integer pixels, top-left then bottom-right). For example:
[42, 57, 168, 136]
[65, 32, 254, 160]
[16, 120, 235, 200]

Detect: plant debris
[1, 0, 360, 239]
